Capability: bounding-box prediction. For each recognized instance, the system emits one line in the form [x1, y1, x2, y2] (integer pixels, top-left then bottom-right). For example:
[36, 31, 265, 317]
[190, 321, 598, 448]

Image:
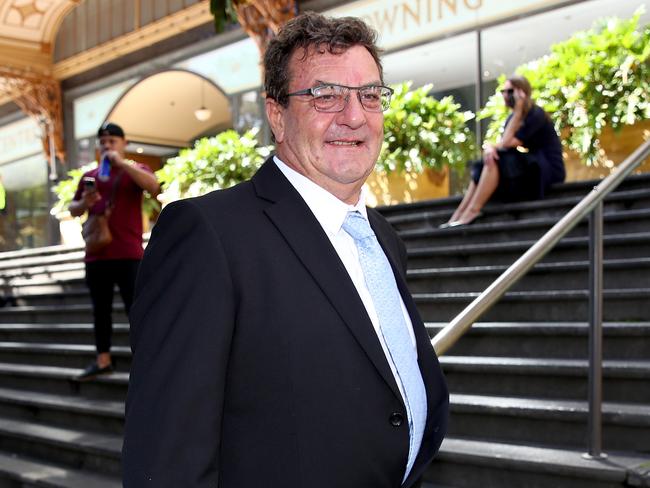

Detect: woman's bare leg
[455, 162, 500, 224]
[447, 181, 477, 223]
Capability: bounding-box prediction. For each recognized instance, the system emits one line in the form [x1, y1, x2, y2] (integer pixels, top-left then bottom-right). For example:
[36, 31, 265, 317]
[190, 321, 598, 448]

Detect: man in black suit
[122, 12, 448, 488]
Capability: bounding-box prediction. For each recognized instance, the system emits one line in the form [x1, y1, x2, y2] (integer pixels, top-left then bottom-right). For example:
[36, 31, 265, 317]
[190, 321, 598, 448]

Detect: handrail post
[584, 200, 607, 460]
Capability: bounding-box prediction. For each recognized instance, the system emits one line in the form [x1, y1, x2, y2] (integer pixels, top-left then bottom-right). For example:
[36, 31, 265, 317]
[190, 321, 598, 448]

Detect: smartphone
[501, 88, 516, 108]
[82, 176, 96, 191]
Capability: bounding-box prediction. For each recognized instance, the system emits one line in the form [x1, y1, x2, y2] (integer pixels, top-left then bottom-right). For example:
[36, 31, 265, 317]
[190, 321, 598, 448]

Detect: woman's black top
[508, 105, 565, 193]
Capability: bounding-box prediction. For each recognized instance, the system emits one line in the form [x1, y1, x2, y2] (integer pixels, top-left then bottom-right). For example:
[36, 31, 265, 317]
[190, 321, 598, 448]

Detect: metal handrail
[432, 138, 650, 355]
[431, 137, 650, 458]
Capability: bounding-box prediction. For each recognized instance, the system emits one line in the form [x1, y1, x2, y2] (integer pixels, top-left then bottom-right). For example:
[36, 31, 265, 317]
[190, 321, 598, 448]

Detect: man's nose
[336, 92, 366, 128]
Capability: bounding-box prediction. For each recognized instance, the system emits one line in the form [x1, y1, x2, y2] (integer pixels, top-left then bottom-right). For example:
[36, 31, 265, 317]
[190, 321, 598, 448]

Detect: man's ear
[265, 98, 285, 143]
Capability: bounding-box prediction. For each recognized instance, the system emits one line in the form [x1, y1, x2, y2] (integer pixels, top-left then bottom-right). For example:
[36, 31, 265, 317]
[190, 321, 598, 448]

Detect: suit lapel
[252, 160, 403, 403]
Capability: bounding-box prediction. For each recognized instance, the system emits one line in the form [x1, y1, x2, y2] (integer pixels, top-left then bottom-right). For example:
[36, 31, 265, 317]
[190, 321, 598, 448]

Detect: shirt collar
[273, 155, 368, 237]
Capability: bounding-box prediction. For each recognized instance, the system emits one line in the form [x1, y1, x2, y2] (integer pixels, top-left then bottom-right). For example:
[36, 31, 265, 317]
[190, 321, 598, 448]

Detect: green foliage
[480, 8, 650, 166]
[378, 82, 476, 174]
[50, 162, 161, 218]
[210, 0, 238, 32]
[156, 128, 272, 200]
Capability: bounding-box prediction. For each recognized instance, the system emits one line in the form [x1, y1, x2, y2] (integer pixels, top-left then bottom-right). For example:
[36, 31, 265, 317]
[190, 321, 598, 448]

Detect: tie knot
[342, 211, 375, 241]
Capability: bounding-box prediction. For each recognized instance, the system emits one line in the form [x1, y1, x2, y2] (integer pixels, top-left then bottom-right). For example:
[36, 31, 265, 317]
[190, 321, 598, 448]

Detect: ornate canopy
[0, 1, 80, 165]
[0, 0, 79, 74]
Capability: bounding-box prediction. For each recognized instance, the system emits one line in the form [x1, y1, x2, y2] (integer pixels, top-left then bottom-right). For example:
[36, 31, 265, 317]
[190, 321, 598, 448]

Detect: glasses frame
[285, 83, 394, 113]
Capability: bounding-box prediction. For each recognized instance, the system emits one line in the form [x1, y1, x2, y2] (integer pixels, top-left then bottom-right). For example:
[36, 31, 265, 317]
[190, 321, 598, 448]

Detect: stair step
[0, 252, 85, 273]
[0, 324, 130, 345]
[407, 231, 650, 267]
[441, 356, 650, 375]
[448, 394, 650, 451]
[440, 356, 650, 403]
[426, 322, 650, 359]
[9, 284, 87, 296]
[400, 208, 650, 247]
[0, 243, 83, 261]
[0, 386, 123, 435]
[427, 321, 650, 334]
[0, 363, 128, 401]
[0, 263, 85, 286]
[0, 343, 131, 371]
[0, 416, 121, 476]
[1, 276, 85, 295]
[0, 386, 122, 418]
[408, 257, 650, 292]
[388, 187, 650, 231]
[451, 394, 650, 422]
[0, 451, 120, 488]
[8, 289, 111, 307]
[414, 288, 650, 322]
[0, 305, 127, 324]
[427, 437, 650, 488]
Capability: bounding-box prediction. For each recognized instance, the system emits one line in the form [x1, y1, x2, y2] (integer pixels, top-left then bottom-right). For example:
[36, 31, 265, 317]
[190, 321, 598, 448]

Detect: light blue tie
[342, 211, 427, 481]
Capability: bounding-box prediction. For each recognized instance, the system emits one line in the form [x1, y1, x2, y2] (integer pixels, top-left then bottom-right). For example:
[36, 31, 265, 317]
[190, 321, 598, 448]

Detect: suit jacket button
[389, 412, 404, 427]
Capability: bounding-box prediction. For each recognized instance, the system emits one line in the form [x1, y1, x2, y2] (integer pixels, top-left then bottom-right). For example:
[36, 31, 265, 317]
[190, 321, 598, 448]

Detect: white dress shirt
[273, 156, 418, 403]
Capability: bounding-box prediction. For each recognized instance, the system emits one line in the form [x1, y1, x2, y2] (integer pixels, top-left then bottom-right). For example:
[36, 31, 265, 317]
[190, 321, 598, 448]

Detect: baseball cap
[97, 122, 125, 138]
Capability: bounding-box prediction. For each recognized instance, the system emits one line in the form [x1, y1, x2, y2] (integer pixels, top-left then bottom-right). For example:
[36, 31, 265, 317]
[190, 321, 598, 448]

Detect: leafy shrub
[378, 82, 476, 174]
[157, 128, 272, 201]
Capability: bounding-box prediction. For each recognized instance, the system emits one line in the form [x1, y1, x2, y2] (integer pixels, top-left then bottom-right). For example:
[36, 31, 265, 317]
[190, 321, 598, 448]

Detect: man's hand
[105, 152, 160, 196]
[82, 189, 101, 208]
[69, 188, 101, 217]
[103, 150, 126, 169]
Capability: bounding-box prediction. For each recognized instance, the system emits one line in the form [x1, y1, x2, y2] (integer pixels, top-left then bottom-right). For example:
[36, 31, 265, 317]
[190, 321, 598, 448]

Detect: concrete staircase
[0, 244, 124, 486]
[379, 173, 650, 487]
[0, 173, 648, 487]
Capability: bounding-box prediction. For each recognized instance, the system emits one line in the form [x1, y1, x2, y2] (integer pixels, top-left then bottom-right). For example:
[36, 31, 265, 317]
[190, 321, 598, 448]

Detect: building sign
[327, 0, 574, 50]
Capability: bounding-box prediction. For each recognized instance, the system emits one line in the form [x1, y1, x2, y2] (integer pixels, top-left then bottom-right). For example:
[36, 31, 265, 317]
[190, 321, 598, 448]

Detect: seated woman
[443, 75, 565, 227]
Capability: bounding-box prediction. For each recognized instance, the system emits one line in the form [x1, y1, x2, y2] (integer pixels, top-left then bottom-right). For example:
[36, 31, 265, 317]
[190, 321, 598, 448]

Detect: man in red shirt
[70, 122, 159, 380]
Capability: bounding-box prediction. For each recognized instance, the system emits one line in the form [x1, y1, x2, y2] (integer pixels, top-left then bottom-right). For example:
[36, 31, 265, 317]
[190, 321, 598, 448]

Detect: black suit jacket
[122, 159, 448, 487]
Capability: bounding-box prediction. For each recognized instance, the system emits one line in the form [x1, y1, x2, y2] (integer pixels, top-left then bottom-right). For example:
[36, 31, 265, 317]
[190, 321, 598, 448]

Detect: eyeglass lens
[312, 85, 391, 112]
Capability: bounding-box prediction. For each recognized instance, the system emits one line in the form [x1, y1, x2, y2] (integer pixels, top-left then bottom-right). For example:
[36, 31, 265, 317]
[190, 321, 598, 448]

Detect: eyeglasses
[286, 83, 394, 113]
[500, 88, 514, 95]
